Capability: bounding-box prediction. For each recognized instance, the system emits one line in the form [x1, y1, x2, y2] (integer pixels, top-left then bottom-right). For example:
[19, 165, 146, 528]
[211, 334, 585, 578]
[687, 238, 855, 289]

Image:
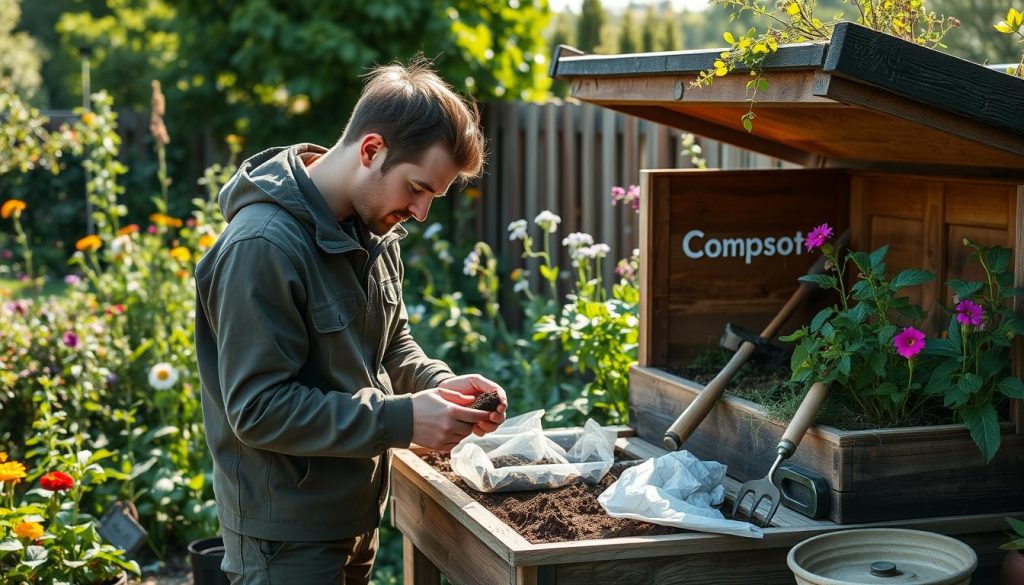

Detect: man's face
[353, 142, 460, 236]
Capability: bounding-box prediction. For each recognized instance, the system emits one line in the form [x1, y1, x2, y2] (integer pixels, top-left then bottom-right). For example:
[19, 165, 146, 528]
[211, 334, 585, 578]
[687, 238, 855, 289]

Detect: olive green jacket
[195, 144, 453, 541]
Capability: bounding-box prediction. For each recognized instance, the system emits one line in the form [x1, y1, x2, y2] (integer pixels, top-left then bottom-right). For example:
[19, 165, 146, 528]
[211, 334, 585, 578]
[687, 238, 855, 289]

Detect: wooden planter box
[551, 20, 1024, 525]
[391, 431, 1015, 584]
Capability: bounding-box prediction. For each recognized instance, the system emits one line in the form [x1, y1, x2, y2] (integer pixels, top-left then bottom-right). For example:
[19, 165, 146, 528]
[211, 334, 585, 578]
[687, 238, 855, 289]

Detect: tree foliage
[42, 0, 551, 150]
[0, 0, 45, 99]
[577, 0, 606, 52]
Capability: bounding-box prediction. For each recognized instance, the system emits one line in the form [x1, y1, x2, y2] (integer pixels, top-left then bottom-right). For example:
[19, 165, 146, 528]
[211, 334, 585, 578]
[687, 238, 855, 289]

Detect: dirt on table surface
[421, 452, 683, 543]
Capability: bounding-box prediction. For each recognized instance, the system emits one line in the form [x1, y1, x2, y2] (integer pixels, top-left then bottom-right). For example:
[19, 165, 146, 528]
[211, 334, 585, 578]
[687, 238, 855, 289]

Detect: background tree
[641, 5, 663, 52]
[618, 6, 640, 53]
[0, 0, 45, 99]
[577, 0, 606, 52]
[660, 8, 683, 51]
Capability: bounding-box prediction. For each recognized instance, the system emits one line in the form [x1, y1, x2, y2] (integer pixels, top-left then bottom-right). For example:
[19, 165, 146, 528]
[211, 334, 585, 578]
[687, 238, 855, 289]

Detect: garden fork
[733, 381, 830, 527]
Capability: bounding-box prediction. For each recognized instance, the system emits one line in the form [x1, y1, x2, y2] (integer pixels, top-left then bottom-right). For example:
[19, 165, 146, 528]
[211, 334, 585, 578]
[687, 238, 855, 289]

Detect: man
[194, 59, 506, 584]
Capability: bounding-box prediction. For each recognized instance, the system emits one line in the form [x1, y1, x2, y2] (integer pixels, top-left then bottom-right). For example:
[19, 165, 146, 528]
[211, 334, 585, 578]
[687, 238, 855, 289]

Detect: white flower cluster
[534, 210, 561, 233]
[575, 243, 611, 260]
[463, 250, 481, 276]
[507, 219, 528, 241]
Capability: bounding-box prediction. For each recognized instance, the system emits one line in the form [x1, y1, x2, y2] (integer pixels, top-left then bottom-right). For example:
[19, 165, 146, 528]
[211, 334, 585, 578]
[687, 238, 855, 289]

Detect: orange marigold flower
[75, 235, 102, 252]
[81, 112, 96, 126]
[14, 522, 44, 541]
[464, 187, 482, 200]
[1, 199, 27, 219]
[170, 246, 192, 263]
[0, 452, 6, 462]
[0, 460, 27, 482]
[177, 269, 190, 279]
[40, 470, 74, 492]
[198, 234, 216, 249]
[118, 224, 140, 235]
[150, 213, 183, 228]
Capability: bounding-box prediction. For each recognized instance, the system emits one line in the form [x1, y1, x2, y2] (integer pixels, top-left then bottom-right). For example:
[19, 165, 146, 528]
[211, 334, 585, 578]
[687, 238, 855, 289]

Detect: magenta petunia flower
[893, 327, 926, 359]
[955, 299, 985, 327]
[62, 331, 79, 349]
[805, 223, 834, 251]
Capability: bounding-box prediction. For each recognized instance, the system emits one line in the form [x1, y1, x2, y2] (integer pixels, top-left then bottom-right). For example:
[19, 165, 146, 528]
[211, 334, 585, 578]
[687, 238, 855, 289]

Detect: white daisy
[148, 362, 179, 390]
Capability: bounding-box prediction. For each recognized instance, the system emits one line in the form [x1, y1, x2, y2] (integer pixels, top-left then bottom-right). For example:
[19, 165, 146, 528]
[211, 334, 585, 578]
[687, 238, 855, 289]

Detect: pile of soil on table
[421, 452, 683, 543]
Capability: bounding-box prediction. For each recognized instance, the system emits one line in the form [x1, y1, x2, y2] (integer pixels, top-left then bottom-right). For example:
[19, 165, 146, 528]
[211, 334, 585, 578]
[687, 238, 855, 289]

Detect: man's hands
[409, 375, 508, 452]
[438, 374, 507, 435]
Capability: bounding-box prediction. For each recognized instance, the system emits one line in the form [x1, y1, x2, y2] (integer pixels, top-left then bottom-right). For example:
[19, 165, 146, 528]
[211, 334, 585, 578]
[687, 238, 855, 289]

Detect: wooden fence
[476, 100, 796, 283]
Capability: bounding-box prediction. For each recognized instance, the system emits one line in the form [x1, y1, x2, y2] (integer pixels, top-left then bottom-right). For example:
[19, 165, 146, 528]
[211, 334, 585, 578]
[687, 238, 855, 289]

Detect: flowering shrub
[0, 86, 231, 565]
[781, 224, 1024, 460]
[0, 450, 139, 583]
[994, 7, 1024, 78]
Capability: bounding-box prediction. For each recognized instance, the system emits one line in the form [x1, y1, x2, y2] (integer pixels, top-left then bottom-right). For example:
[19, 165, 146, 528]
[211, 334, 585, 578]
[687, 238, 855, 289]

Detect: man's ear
[359, 134, 386, 169]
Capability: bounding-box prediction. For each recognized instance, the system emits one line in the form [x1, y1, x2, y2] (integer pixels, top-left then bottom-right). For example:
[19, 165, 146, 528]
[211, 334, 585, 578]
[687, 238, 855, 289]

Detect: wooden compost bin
[391, 22, 1024, 585]
[550, 20, 1024, 527]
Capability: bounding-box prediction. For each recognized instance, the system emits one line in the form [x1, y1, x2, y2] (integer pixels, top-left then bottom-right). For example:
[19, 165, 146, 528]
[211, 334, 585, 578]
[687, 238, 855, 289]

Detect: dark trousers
[221, 527, 378, 585]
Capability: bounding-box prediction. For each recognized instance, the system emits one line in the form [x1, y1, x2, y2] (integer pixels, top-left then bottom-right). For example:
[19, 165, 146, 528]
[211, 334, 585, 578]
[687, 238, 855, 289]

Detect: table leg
[403, 535, 442, 585]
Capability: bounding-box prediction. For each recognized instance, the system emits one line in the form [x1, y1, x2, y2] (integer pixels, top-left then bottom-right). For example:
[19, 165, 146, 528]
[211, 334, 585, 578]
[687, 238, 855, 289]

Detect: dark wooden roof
[550, 22, 1024, 175]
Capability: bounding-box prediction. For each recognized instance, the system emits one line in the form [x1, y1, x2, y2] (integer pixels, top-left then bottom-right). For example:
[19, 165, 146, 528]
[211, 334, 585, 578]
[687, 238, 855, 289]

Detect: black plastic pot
[188, 536, 231, 585]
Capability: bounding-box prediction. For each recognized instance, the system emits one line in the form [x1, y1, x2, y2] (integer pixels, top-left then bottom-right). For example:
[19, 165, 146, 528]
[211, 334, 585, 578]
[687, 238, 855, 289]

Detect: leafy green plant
[781, 223, 935, 426]
[696, 0, 960, 131]
[1003, 517, 1024, 551]
[994, 7, 1024, 78]
[0, 446, 140, 584]
[782, 224, 1024, 461]
[924, 239, 1024, 461]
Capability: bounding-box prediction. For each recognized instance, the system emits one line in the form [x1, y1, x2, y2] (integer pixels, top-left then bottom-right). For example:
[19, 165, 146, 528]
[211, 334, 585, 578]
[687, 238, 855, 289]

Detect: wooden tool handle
[663, 342, 755, 450]
[779, 382, 829, 458]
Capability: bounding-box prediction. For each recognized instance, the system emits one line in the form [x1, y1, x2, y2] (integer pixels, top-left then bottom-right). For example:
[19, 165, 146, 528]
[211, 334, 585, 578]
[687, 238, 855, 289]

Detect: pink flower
[805, 223, 834, 251]
[610, 186, 626, 203]
[62, 331, 79, 349]
[147, 225, 158, 235]
[63, 274, 81, 286]
[893, 327, 926, 359]
[955, 299, 985, 327]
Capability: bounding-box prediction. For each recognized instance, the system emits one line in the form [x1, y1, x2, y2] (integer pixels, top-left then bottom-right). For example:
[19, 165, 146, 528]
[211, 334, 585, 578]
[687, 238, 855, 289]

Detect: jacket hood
[219, 143, 405, 253]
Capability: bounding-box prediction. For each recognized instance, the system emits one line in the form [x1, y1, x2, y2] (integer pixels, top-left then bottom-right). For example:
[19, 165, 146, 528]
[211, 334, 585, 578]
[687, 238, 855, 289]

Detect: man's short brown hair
[340, 58, 485, 184]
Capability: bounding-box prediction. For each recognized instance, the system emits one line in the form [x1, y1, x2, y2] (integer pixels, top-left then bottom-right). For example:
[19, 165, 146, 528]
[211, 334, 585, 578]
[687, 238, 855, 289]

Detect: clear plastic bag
[450, 411, 616, 493]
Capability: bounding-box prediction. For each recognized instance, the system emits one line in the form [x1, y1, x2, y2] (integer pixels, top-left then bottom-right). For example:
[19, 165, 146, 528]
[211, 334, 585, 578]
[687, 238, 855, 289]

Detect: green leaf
[869, 351, 888, 377]
[947, 316, 962, 351]
[779, 329, 807, 343]
[987, 246, 1011, 273]
[539, 264, 559, 283]
[874, 382, 897, 396]
[925, 338, 960, 358]
[799, 274, 835, 290]
[838, 354, 851, 376]
[961, 403, 1001, 462]
[959, 372, 984, 396]
[946, 279, 983, 300]
[1008, 517, 1024, 539]
[846, 302, 868, 325]
[1000, 286, 1024, 299]
[848, 251, 871, 274]
[999, 377, 1024, 399]
[756, 78, 769, 92]
[890, 268, 934, 290]
[810, 307, 833, 332]
[869, 245, 889, 271]
[925, 360, 956, 395]
[742, 115, 753, 133]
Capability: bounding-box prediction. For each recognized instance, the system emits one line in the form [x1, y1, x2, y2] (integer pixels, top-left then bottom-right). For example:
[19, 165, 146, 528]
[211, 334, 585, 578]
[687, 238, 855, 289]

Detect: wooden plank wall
[477, 101, 789, 284]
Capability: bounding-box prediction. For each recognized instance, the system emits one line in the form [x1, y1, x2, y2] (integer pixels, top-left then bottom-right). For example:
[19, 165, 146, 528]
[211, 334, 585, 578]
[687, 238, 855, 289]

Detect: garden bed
[420, 452, 680, 543]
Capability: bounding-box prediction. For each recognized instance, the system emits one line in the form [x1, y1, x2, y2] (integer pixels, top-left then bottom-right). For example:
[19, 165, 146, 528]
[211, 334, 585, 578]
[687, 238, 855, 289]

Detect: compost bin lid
[550, 22, 1024, 176]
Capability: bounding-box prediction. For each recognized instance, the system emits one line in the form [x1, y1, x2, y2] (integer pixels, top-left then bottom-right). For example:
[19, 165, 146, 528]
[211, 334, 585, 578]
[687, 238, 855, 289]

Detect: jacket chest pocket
[310, 295, 361, 374]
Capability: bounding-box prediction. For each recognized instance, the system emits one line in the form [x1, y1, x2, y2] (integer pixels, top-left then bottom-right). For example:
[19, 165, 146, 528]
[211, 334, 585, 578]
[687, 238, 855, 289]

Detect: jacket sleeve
[203, 236, 414, 457]
[381, 258, 455, 394]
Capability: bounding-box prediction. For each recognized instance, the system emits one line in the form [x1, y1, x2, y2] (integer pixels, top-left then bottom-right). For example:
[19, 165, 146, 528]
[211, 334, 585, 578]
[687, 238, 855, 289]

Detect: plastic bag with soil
[451, 411, 615, 493]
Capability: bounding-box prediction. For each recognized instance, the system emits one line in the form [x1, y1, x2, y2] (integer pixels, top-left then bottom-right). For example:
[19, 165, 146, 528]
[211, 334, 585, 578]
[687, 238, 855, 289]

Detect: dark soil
[422, 451, 683, 543]
[469, 391, 501, 412]
[491, 455, 560, 468]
